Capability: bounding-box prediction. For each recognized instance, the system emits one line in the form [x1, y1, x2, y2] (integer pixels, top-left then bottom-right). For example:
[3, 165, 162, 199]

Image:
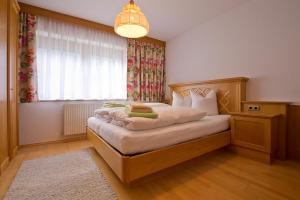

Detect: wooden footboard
[87, 127, 231, 184]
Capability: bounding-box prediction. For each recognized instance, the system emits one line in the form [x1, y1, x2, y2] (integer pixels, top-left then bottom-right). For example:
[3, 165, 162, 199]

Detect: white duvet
[88, 115, 231, 154]
[94, 103, 206, 131]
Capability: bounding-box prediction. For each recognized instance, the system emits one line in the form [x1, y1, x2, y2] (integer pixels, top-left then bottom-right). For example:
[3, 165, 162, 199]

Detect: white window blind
[36, 16, 127, 100]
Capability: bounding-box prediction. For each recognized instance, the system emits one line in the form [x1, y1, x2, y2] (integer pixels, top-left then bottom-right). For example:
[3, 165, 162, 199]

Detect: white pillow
[190, 90, 219, 115]
[172, 91, 191, 108]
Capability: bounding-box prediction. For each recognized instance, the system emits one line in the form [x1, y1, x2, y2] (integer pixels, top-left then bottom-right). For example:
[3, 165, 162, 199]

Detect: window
[36, 16, 127, 100]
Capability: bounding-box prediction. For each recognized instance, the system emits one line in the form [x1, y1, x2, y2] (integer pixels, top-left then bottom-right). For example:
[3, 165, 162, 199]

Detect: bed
[87, 77, 248, 184]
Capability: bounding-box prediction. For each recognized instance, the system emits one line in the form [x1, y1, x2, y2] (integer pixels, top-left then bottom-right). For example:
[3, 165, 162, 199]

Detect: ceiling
[19, 0, 248, 41]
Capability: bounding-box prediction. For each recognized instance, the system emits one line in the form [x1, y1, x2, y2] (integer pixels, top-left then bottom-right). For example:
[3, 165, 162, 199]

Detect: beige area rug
[4, 150, 118, 200]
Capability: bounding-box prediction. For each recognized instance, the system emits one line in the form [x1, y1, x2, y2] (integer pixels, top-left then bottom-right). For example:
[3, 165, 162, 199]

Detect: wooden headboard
[168, 77, 248, 114]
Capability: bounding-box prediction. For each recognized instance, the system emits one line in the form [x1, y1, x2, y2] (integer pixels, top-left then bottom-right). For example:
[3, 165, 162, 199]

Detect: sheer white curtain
[36, 16, 127, 100]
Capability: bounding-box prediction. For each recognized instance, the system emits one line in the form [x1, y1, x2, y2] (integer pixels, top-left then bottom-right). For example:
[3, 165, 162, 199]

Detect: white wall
[19, 101, 106, 145]
[20, 102, 65, 145]
[166, 0, 300, 103]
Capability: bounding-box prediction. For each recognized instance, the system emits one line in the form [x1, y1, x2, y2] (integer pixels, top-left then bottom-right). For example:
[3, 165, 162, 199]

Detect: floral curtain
[19, 12, 38, 103]
[127, 39, 165, 102]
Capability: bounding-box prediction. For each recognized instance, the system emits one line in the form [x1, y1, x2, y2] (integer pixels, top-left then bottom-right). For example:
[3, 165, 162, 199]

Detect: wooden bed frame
[87, 77, 248, 184]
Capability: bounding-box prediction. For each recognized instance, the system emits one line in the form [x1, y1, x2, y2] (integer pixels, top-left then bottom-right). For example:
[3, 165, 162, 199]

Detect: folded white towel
[94, 107, 124, 122]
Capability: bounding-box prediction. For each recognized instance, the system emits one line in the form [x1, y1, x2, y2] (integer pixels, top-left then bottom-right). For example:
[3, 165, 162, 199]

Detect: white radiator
[64, 104, 102, 135]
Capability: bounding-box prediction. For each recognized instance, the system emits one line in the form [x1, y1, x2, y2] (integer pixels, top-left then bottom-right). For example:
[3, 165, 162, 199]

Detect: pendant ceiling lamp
[114, 0, 149, 38]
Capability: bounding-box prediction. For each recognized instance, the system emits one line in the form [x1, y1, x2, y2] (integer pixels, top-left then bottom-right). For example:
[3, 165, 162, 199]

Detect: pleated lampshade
[114, 0, 149, 38]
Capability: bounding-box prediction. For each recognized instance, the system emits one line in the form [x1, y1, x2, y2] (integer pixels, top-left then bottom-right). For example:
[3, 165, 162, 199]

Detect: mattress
[88, 115, 230, 155]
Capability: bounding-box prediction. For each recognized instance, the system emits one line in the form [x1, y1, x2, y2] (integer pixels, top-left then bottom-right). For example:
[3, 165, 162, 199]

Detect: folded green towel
[124, 106, 158, 118]
[127, 111, 158, 119]
[103, 102, 126, 108]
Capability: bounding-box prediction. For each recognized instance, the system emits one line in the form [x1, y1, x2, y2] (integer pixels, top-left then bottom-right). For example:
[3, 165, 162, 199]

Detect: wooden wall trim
[19, 2, 166, 47]
[7, 0, 20, 159]
[168, 77, 249, 88]
[13, 0, 20, 11]
[19, 133, 87, 148]
[0, 157, 9, 174]
[0, 0, 9, 176]
[242, 101, 290, 105]
[287, 105, 300, 160]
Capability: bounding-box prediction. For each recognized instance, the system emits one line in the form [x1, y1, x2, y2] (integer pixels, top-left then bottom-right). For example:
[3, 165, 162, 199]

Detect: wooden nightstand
[230, 112, 281, 163]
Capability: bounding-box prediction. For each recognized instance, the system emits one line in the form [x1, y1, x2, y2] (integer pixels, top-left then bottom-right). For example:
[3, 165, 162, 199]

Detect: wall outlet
[247, 105, 260, 112]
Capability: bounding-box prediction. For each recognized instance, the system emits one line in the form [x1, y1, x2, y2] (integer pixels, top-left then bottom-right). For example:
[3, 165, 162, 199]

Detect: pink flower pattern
[127, 39, 165, 102]
[19, 12, 38, 103]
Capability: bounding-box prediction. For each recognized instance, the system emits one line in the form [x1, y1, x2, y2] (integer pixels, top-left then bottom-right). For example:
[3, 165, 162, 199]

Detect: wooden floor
[1, 140, 300, 200]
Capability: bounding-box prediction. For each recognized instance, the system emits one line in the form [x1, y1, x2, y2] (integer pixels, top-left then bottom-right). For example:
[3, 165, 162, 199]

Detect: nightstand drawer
[231, 117, 273, 153]
[230, 112, 280, 163]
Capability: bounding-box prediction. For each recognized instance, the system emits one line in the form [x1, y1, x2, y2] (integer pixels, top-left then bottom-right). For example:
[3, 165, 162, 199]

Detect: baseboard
[0, 156, 10, 175]
[229, 145, 272, 164]
[10, 146, 18, 159]
[20, 133, 87, 148]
